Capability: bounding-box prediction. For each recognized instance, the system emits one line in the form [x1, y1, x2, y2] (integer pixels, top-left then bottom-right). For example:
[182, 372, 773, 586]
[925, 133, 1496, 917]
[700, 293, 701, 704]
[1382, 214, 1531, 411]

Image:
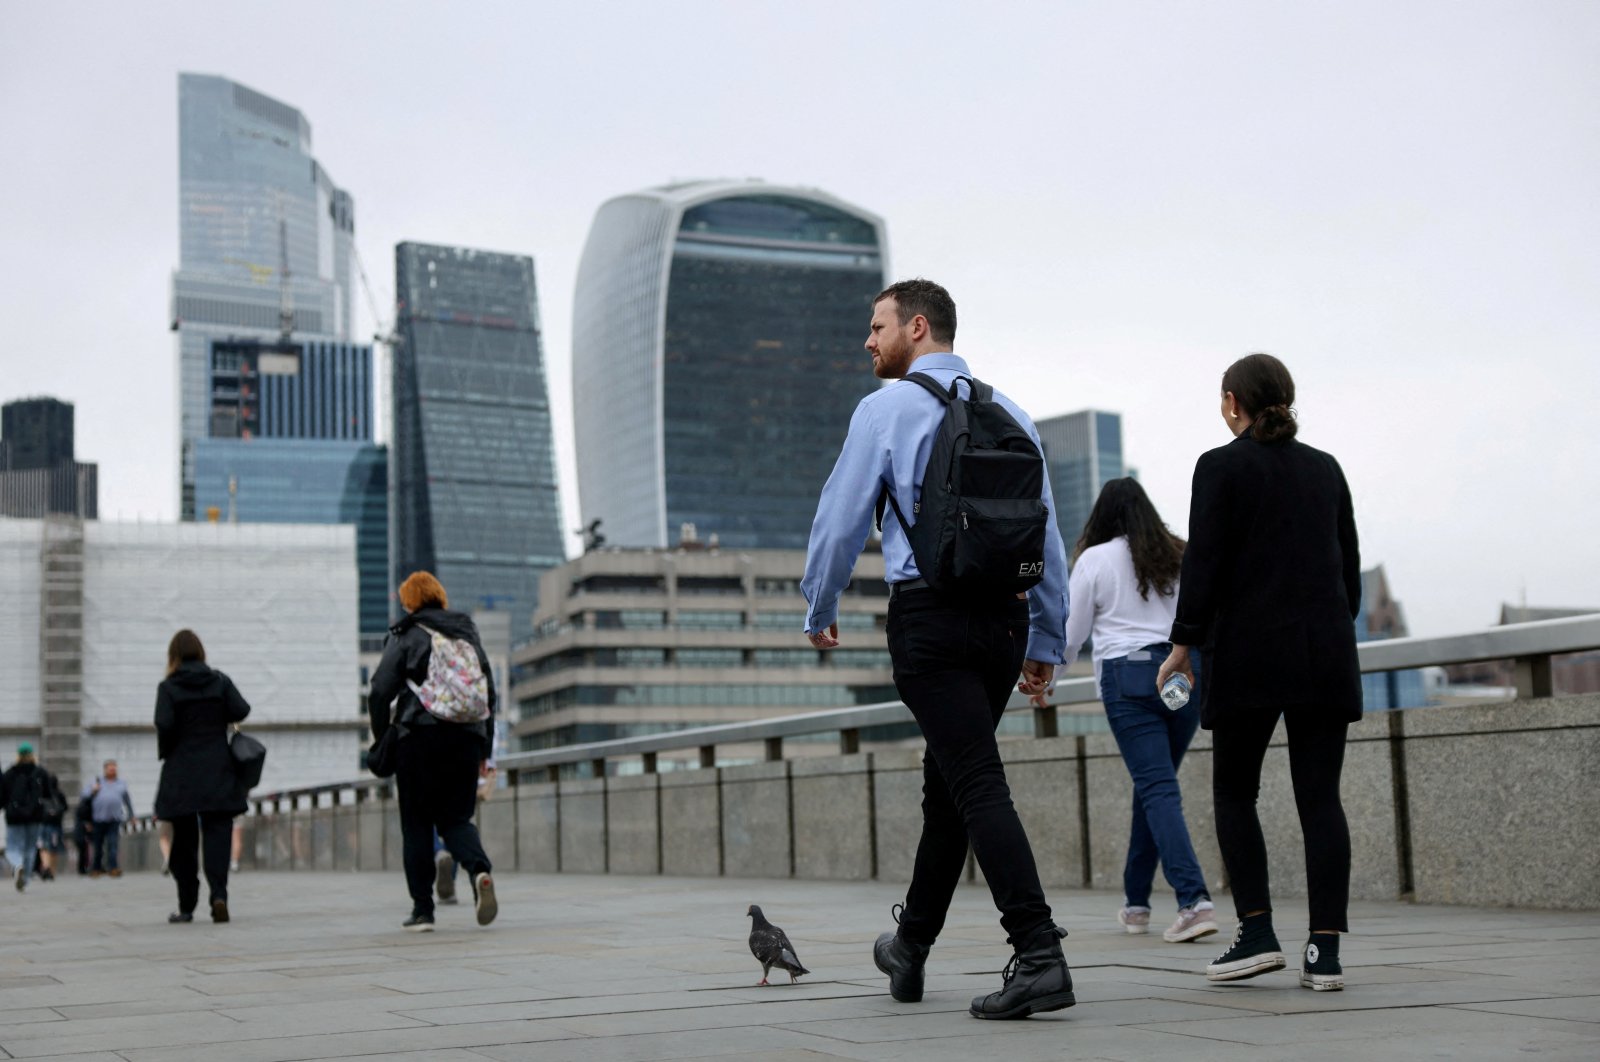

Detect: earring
[1229, 411, 1238, 419]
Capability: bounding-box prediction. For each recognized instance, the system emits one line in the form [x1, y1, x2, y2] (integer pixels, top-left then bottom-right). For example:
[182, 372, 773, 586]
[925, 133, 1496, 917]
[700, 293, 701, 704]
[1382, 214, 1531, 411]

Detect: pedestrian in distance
[1157, 352, 1362, 992]
[2, 743, 63, 892]
[34, 762, 67, 882]
[1042, 477, 1217, 943]
[154, 629, 252, 924]
[368, 571, 499, 932]
[802, 278, 1076, 1020]
[84, 760, 134, 877]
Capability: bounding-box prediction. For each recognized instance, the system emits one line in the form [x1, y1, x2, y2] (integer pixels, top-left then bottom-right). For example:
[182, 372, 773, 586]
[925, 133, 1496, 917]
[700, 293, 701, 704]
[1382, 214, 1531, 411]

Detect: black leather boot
[874, 929, 932, 1002]
[969, 926, 1075, 1020]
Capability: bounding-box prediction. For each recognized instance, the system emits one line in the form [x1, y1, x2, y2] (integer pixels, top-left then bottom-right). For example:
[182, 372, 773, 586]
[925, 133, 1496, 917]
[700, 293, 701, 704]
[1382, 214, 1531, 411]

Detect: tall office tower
[393, 243, 565, 636]
[572, 180, 887, 550]
[0, 397, 98, 519]
[1035, 410, 1125, 553]
[191, 340, 388, 637]
[171, 73, 355, 519]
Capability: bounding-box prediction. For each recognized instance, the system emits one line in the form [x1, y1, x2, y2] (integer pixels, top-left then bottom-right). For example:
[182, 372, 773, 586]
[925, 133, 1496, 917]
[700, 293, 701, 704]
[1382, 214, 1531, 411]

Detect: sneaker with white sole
[1117, 906, 1151, 934]
[1164, 903, 1219, 943]
[1205, 918, 1286, 981]
[1299, 936, 1345, 991]
[472, 871, 497, 926]
[402, 912, 435, 933]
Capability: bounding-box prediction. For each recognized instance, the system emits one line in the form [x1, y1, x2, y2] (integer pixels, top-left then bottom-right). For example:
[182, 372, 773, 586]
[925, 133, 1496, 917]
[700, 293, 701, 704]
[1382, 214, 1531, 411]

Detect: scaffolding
[39, 516, 84, 797]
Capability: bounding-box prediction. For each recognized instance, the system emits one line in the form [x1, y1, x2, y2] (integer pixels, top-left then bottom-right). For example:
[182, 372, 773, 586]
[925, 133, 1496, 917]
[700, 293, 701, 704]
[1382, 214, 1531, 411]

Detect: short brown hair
[875, 278, 957, 345]
[398, 571, 448, 612]
[166, 629, 205, 676]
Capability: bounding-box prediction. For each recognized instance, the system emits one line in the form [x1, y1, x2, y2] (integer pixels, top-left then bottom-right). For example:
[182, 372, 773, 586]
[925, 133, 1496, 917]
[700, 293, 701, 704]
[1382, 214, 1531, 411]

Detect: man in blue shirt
[801, 279, 1074, 1020]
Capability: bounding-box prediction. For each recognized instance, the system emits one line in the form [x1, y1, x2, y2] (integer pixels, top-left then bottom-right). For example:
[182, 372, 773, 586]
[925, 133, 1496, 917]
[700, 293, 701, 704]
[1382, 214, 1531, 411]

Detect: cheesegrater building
[572, 180, 888, 550]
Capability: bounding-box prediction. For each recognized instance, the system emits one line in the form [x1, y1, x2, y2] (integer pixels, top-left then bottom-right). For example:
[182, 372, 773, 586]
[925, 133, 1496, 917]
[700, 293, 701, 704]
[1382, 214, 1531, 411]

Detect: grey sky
[3, 0, 1596, 637]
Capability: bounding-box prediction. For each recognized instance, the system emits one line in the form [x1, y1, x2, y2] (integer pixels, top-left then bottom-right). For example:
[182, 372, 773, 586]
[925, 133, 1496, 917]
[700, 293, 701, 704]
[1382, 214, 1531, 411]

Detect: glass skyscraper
[1035, 410, 1126, 553]
[393, 243, 565, 637]
[192, 338, 387, 636]
[172, 73, 355, 519]
[572, 180, 887, 550]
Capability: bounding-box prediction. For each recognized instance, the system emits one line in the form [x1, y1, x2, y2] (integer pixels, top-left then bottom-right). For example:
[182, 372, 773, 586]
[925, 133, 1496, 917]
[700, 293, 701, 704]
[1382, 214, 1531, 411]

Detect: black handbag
[366, 721, 407, 778]
[229, 728, 267, 791]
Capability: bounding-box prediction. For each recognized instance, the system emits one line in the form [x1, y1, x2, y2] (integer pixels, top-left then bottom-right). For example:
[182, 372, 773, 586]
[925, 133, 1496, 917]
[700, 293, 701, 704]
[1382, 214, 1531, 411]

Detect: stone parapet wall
[117, 694, 1600, 910]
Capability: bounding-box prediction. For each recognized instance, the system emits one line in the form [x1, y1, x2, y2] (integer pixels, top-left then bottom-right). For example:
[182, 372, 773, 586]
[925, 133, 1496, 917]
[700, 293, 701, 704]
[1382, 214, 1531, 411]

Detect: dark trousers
[396, 724, 490, 917]
[169, 812, 235, 913]
[1212, 705, 1351, 932]
[91, 821, 120, 871]
[888, 589, 1054, 949]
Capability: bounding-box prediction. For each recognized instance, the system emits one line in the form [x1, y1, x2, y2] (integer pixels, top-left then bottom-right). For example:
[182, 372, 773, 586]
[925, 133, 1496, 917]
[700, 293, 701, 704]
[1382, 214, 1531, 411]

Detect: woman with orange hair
[368, 571, 499, 932]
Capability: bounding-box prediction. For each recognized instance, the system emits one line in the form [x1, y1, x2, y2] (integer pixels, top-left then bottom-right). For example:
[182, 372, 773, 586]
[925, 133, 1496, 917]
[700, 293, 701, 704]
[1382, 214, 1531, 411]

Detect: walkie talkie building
[572, 180, 888, 549]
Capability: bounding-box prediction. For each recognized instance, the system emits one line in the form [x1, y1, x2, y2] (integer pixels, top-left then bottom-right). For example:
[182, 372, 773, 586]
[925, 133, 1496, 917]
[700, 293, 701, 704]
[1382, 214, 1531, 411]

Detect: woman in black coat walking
[154, 629, 251, 924]
[1158, 353, 1361, 993]
[368, 571, 499, 932]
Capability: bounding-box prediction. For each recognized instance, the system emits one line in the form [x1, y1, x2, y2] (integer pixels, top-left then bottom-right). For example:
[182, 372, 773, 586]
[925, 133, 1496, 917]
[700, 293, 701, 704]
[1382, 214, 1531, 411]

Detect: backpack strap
[873, 371, 972, 532]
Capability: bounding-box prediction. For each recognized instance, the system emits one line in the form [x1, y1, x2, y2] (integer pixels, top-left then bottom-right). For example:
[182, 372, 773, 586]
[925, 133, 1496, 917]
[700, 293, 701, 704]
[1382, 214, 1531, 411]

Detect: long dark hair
[1222, 352, 1298, 443]
[1073, 478, 1185, 600]
[166, 629, 205, 677]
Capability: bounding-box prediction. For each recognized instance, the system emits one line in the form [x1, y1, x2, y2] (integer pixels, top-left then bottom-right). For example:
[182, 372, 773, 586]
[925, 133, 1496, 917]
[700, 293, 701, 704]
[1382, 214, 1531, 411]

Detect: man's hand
[1017, 659, 1054, 697]
[807, 623, 840, 650]
[1156, 645, 1194, 694]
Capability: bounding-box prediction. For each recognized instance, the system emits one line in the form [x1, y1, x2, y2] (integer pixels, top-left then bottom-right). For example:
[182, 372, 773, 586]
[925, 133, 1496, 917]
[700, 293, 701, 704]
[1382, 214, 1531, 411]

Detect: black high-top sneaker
[1300, 934, 1344, 991]
[874, 903, 932, 1003]
[1205, 915, 1286, 982]
[969, 926, 1076, 1020]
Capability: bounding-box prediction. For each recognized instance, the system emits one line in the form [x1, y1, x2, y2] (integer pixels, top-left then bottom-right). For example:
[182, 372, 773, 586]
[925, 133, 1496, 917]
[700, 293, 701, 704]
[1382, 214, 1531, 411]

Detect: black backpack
[6, 768, 45, 821]
[877, 372, 1050, 600]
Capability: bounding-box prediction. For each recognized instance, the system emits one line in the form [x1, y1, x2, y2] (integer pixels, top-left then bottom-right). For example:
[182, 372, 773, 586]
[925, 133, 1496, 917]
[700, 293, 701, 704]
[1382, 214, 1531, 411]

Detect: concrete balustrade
[117, 693, 1600, 911]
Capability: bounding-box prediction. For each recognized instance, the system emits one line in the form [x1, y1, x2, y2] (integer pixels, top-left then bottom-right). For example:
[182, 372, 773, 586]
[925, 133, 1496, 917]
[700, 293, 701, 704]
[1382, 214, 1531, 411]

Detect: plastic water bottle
[1160, 673, 1191, 711]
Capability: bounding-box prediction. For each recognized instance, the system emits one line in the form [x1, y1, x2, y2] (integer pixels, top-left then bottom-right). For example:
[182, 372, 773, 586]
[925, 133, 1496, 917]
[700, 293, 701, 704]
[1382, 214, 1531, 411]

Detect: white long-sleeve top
[1062, 536, 1180, 684]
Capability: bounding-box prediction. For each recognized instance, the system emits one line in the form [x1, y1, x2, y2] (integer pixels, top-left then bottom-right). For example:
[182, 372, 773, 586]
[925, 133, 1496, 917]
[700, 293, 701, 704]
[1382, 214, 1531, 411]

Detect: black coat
[1170, 431, 1363, 727]
[1, 762, 62, 825]
[367, 607, 496, 756]
[153, 662, 252, 819]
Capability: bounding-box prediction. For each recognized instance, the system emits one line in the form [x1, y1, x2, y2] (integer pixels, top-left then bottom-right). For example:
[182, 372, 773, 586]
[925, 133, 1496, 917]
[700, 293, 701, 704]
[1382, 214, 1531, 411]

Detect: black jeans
[1212, 705, 1351, 932]
[169, 811, 235, 913]
[888, 589, 1055, 948]
[396, 724, 490, 917]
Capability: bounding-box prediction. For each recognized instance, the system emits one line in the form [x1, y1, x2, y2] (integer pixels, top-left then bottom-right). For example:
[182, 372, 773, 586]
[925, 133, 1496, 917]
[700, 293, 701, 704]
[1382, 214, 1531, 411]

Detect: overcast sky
[3, 0, 1596, 637]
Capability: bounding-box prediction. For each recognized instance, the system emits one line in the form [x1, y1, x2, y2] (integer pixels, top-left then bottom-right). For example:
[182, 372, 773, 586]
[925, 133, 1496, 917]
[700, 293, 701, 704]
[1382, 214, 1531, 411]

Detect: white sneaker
[1164, 902, 1219, 943]
[1117, 906, 1151, 934]
[435, 851, 456, 902]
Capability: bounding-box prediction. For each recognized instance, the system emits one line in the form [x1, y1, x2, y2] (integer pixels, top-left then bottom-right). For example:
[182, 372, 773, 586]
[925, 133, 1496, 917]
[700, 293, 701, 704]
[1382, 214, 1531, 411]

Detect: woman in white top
[1059, 478, 1216, 943]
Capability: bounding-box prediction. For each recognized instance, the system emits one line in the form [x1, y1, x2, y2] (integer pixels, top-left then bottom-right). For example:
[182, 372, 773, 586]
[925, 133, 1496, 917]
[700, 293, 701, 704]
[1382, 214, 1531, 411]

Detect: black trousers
[169, 811, 235, 913]
[888, 589, 1055, 949]
[1212, 705, 1351, 932]
[396, 724, 490, 916]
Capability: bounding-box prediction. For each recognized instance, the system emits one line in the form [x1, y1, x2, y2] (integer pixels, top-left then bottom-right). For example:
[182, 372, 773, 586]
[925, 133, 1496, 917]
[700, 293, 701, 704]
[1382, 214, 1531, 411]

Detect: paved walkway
[0, 871, 1596, 1061]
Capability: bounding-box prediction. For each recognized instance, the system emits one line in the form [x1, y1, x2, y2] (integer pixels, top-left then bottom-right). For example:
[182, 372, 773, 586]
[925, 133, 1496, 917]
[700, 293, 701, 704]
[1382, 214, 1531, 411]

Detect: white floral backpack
[405, 625, 491, 723]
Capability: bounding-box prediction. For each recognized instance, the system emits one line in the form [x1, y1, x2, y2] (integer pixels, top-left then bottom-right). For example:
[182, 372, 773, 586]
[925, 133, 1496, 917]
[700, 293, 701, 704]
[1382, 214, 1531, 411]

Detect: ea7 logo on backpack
[1017, 561, 1044, 578]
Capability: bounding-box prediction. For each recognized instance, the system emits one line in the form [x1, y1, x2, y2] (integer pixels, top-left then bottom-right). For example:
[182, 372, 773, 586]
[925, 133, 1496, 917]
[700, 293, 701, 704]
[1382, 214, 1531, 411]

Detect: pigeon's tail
[793, 964, 810, 977]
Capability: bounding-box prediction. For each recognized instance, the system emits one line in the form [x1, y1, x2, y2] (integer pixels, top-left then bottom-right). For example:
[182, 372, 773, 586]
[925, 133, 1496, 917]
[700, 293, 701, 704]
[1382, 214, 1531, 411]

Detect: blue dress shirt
[801, 352, 1070, 663]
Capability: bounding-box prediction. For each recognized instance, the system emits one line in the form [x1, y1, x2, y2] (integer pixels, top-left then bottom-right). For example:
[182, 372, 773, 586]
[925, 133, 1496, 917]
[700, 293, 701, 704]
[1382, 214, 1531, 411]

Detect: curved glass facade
[573, 181, 886, 549]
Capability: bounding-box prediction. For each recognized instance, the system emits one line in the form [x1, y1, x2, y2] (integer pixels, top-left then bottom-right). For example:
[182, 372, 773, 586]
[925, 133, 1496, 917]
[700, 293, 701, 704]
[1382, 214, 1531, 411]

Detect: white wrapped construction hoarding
[1, 518, 364, 807]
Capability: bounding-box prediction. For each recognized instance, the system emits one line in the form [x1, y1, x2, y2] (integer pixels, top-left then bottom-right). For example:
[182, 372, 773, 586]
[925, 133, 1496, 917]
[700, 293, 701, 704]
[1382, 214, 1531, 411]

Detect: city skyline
[3, 2, 1598, 637]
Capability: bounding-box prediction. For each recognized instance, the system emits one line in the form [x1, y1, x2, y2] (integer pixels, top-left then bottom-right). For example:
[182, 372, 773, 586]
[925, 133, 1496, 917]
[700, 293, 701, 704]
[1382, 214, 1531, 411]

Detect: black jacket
[368, 607, 496, 755]
[1171, 432, 1362, 727]
[153, 661, 252, 818]
[1, 762, 61, 825]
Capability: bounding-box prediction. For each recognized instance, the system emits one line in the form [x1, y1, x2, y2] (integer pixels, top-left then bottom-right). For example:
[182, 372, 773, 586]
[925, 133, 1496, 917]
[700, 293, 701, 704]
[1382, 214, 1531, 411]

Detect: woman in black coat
[154, 629, 251, 924]
[1158, 353, 1361, 993]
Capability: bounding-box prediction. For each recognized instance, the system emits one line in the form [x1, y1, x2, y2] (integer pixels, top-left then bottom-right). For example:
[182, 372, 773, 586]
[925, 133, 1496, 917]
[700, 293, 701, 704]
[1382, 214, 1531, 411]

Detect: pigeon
[747, 904, 810, 985]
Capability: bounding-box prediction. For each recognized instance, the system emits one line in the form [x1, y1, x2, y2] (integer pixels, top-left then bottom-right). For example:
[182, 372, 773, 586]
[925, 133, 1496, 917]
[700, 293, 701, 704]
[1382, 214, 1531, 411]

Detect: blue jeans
[92, 821, 121, 872]
[1100, 644, 1210, 910]
[6, 823, 42, 883]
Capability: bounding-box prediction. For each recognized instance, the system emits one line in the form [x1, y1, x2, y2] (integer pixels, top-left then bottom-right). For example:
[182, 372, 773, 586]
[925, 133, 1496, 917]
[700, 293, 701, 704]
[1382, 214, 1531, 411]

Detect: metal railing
[244, 612, 1599, 810]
